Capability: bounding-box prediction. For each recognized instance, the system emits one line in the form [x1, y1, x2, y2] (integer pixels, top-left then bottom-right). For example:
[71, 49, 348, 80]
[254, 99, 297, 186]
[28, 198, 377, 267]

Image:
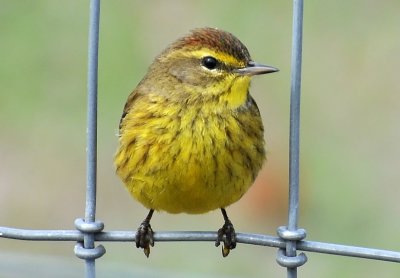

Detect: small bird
[114, 27, 278, 257]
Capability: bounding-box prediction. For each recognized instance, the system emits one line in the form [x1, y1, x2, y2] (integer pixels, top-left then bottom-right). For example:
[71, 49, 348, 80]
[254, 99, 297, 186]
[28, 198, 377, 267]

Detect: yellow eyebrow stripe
[170, 48, 246, 67]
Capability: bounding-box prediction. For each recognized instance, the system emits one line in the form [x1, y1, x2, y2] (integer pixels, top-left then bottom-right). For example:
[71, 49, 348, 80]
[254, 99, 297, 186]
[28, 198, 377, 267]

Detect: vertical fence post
[74, 1, 105, 277]
[85, 0, 101, 275]
[276, 0, 307, 277]
[85, 0, 100, 228]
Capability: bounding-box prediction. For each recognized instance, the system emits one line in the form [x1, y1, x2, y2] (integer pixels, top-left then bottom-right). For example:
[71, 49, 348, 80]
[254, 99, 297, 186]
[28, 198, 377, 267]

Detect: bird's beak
[235, 61, 279, 76]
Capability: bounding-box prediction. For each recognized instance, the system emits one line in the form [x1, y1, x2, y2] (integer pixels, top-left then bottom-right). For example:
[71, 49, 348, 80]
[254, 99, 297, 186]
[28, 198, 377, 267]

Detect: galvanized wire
[80, 1, 104, 278]
[1, 227, 400, 263]
[86, 0, 100, 228]
[278, 0, 306, 277]
[288, 0, 303, 236]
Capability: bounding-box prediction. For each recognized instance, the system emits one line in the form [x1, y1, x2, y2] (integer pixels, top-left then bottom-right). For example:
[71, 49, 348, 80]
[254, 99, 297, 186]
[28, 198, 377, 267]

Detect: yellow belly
[115, 95, 265, 214]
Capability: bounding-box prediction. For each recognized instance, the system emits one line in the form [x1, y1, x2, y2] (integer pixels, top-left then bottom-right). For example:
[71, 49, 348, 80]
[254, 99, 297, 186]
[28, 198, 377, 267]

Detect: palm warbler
[115, 27, 278, 257]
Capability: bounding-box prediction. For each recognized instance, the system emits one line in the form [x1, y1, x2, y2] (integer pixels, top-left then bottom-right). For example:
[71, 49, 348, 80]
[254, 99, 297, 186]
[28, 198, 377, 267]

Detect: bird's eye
[201, 56, 218, 70]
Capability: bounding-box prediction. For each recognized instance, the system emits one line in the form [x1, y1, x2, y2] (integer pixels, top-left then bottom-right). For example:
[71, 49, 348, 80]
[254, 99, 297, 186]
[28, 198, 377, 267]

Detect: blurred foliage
[1, 1, 400, 277]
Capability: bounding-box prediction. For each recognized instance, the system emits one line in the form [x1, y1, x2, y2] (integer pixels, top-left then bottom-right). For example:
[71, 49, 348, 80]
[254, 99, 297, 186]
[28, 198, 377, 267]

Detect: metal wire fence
[1, 0, 400, 278]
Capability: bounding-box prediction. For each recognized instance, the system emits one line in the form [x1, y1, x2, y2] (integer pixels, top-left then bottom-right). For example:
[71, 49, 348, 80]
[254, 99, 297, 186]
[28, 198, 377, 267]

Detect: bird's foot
[135, 209, 155, 257]
[135, 221, 154, 257]
[215, 219, 236, 257]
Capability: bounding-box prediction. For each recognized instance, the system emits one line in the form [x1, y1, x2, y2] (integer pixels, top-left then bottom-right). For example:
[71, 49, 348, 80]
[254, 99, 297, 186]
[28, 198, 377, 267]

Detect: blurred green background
[1, 1, 400, 277]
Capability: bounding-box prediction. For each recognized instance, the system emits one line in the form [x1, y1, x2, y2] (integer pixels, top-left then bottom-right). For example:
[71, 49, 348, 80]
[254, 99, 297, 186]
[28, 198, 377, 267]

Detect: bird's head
[144, 27, 278, 107]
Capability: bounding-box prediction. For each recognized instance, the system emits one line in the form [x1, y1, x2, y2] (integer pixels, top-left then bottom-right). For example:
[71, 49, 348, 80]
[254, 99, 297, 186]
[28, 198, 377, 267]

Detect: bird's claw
[135, 222, 154, 258]
[215, 220, 236, 257]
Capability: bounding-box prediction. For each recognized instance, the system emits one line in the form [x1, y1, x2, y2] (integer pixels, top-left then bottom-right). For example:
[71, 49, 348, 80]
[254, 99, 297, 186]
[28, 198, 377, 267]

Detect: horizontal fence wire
[1, 228, 400, 263]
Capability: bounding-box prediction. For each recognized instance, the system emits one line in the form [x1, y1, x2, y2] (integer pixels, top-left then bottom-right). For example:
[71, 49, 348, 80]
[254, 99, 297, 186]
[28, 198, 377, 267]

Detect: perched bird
[114, 27, 278, 257]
